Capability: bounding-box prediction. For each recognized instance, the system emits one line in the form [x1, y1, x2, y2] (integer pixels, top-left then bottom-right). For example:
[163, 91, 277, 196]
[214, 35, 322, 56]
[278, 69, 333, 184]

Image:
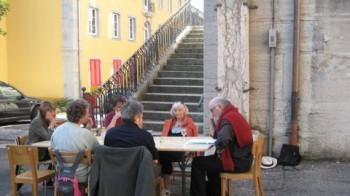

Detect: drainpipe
[268, 0, 276, 156]
[290, 0, 301, 145]
[77, 0, 82, 97]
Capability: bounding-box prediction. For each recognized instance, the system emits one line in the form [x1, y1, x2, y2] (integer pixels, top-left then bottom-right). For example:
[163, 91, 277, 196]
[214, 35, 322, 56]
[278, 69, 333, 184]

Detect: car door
[0, 83, 31, 121]
[0, 89, 7, 120]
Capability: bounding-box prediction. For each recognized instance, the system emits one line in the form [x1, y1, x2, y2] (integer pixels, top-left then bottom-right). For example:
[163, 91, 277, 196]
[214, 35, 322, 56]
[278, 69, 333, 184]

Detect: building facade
[203, 0, 350, 159]
[0, 0, 186, 100]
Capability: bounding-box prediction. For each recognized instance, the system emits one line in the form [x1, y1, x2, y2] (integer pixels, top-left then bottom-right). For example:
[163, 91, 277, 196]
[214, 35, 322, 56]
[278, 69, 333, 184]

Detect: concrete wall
[203, 0, 218, 135]
[205, 0, 350, 159]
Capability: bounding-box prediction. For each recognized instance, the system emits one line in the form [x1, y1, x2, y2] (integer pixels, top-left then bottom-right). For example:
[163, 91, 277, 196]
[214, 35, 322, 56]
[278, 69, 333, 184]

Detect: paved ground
[1, 122, 350, 195]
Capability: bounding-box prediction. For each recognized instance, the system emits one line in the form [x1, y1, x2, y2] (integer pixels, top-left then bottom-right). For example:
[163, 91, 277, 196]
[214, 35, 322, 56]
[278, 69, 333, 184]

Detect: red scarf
[215, 104, 253, 171]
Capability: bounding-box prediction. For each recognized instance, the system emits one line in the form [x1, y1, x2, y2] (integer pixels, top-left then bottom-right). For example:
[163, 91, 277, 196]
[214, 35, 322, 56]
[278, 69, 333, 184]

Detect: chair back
[252, 134, 265, 175]
[7, 145, 39, 178]
[48, 147, 92, 168]
[15, 135, 28, 145]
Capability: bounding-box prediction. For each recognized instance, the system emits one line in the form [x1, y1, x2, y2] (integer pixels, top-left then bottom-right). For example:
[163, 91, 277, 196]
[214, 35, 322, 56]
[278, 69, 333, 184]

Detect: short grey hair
[121, 101, 144, 122]
[210, 97, 231, 108]
[170, 101, 189, 116]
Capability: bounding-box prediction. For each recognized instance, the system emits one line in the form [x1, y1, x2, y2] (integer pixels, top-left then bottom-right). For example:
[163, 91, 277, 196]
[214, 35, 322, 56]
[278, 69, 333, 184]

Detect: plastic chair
[7, 145, 56, 196]
[48, 147, 92, 196]
[220, 134, 265, 196]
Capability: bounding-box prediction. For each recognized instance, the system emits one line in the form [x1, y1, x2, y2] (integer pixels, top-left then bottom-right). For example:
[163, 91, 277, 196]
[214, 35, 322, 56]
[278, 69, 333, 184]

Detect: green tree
[0, 0, 10, 36]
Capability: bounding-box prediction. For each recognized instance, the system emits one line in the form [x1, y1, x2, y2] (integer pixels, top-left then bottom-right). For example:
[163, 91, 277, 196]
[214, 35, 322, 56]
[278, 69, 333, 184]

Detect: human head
[121, 101, 144, 127]
[209, 97, 231, 118]
[39, 101, 56, 121]
[66, 99, 90, 124]
[170, 101, 189, 120]
[110, 94, 126, 112]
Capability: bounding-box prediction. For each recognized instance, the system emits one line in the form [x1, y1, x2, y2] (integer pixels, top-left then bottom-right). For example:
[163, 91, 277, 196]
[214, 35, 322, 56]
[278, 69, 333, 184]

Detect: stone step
[186, 33, 203, 38]
[167, 58, 203, 65]
[153, 78, 203, 85]
[177, 43, 204, 49]
[141, 101, 203, 112]
[175, 48, 203, 54]
[162, 65, 202, 72]
[158, 71, 203, 78]
[170, 53, 203, 59]
[182, 38, 204, 43]
[148, 85, 203, 94]
[143, 110, 203, 122]
[142, 93, 202, 102]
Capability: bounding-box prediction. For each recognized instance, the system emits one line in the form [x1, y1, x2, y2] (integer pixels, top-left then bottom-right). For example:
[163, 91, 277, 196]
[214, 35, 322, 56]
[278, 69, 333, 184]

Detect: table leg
[181, 152, 186, 196]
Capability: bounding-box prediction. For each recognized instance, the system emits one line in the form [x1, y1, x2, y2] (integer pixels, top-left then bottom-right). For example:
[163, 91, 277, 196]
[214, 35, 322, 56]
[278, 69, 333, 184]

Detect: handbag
[277, 144, 302, 166]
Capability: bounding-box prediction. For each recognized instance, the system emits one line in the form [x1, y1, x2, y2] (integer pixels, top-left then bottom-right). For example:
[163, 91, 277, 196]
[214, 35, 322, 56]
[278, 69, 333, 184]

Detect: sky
[191, 0, 203, 12]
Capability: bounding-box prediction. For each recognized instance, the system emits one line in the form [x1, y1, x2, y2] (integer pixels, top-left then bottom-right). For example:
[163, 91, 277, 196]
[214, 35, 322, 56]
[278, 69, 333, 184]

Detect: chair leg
[228, 179, 233, 196]
[221, 177, 226, 196]
[12, 183, 17, 196]
[32, 183, 39, 196]
[257, 176, 265, 196]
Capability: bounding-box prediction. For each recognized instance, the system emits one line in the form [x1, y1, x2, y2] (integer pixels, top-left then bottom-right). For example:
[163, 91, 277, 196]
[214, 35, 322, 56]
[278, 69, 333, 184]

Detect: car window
[0, 84, 22, 99]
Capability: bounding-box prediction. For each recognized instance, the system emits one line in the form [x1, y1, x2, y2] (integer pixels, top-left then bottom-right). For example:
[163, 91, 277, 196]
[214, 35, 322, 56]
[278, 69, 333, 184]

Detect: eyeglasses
[210, 106, 217, 113]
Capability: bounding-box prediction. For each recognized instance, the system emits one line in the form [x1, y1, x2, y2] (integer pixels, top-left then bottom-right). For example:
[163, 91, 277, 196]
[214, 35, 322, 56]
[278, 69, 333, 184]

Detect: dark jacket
[89, 145, 156, 196]
[104, 121, 158, 160]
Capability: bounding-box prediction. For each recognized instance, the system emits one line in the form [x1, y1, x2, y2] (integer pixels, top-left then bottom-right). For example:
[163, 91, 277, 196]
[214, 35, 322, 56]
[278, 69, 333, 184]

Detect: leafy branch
[0, 0, 10, 36]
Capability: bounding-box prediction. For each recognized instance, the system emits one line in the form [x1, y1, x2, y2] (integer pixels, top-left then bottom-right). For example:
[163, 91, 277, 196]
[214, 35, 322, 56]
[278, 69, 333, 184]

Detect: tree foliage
[0, 0, 10, 36]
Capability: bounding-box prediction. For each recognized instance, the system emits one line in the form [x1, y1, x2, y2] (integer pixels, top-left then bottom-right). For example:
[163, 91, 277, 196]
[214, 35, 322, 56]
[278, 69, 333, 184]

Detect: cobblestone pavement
[1, 123, 350, 196]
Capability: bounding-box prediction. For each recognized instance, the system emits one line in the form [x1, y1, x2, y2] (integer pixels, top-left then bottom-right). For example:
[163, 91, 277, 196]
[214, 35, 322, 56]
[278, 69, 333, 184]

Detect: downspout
[77, 0, 82, 97]
[290, 0, 301, 145]
[268, 0, 276, 156]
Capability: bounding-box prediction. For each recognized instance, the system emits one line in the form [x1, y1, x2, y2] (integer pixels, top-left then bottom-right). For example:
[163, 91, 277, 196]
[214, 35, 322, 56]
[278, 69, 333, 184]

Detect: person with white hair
[159, 101, 198, 196]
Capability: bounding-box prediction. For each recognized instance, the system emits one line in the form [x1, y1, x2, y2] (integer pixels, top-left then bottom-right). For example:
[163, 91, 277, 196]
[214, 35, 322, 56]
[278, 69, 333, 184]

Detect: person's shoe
[162, 188, 171, 196]
[45, 180, 54, 187]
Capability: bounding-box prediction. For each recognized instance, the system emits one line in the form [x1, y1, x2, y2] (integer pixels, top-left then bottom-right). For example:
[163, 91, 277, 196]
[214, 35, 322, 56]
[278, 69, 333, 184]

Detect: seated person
[190, 97, 253, 196]
[159, 101, 198, 196]
[104, 101, 161, 177]
[51, 99, 100, 194]
[26, 101, 57, 161]
[103, 94, 126, 130]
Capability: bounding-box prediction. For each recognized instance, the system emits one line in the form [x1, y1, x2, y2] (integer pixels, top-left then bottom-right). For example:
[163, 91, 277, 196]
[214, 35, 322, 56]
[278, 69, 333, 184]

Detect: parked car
[0, 81, 43, 123]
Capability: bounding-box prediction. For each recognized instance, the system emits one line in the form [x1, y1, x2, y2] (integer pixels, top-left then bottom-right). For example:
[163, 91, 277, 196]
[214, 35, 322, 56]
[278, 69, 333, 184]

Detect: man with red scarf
[190, 97, 253, 196]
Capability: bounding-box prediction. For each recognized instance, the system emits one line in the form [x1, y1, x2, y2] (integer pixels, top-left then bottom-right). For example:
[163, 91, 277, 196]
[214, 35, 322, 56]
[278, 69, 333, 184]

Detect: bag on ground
[277, 144, 302, 166]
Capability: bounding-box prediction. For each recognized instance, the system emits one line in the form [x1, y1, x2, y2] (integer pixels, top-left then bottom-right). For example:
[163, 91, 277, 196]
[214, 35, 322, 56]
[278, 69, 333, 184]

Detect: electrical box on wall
[269, 29, 277, 47]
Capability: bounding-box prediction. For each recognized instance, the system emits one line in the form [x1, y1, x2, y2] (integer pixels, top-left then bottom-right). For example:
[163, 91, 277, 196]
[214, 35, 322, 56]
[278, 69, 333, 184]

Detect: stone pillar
[62, 0, 80, 99]
[217, 0, 249, 118]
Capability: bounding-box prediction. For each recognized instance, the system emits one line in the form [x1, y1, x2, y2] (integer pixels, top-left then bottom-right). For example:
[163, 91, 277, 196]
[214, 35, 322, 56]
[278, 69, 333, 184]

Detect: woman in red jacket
[159, 101, 198, 195]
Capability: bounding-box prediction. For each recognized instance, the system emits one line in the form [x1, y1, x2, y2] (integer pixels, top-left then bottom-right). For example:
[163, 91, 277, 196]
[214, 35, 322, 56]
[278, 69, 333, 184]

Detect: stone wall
[204, 0, 350, 159]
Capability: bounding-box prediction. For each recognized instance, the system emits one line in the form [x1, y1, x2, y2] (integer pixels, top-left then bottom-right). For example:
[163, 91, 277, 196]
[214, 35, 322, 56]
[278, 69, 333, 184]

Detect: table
[32, 136, 214, 196]
[154, 136, 215, 196]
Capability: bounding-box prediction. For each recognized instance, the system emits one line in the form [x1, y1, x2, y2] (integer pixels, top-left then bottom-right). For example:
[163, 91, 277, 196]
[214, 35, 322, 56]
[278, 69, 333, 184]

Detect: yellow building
[1, 0, 186, 100]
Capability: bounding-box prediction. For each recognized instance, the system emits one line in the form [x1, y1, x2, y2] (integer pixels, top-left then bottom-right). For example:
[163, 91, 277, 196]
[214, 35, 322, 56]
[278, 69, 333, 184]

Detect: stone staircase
[141, 27, 204, 135]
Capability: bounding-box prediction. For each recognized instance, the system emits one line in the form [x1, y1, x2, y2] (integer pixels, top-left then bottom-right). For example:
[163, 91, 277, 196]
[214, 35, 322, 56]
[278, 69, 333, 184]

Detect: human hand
[49, 119, 57, 129]
[153, 160, 159, 165]
[113, 111, 121, 120]
[85, 117, 94, 129]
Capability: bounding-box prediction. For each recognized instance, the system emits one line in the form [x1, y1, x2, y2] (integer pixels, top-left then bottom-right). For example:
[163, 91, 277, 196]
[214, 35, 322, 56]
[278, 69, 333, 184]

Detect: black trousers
[159, 151, 182, 174]
[190, 155, 223, 196]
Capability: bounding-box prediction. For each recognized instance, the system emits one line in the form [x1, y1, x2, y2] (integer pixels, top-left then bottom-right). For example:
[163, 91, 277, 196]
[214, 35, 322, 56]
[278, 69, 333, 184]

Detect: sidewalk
[1, 145, 349, 196]
[1, 123, 350, 195]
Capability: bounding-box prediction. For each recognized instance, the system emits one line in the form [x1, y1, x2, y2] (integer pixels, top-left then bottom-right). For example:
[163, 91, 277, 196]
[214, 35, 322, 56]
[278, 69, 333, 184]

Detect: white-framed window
[158, 0, 163, 9]
[144, 21, 151, 41]
[111, 12, 120, 38]
[144, 0, 149, 12]
[88, 7, 99, 35]
[168, 0, 172, 12]
[178, 0, 182, 9]
[128, 17, 136, 41]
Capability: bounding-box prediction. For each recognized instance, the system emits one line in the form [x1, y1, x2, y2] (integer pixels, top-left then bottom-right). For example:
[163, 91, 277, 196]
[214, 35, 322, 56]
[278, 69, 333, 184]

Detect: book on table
[186, 138, 216, 145]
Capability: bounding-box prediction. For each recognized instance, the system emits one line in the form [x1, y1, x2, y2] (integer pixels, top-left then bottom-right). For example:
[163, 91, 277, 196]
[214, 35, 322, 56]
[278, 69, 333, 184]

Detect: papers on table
[186, 138, 216, 145]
